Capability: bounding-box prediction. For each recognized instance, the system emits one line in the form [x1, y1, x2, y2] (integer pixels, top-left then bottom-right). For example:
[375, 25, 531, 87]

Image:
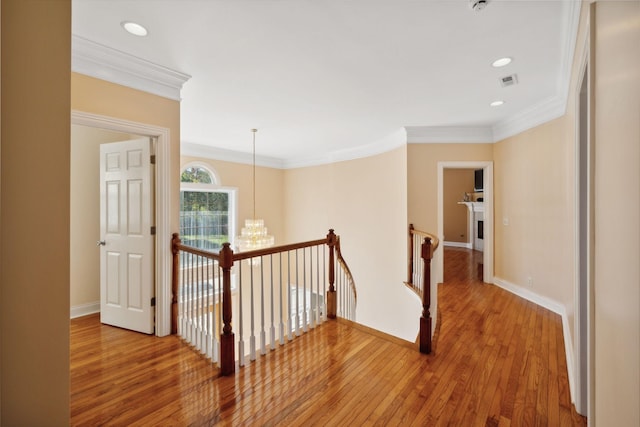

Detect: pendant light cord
[251, 129, 257, 222]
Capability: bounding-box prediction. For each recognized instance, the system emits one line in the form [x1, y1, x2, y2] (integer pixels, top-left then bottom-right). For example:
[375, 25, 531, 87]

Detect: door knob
[96, 240, 106, 246]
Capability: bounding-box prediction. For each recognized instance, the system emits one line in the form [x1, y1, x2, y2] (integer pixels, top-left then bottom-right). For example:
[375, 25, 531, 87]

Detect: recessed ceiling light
[121, 21, 148, 37]
[491, 57, 512, 68]
[490, 100, 505, 107]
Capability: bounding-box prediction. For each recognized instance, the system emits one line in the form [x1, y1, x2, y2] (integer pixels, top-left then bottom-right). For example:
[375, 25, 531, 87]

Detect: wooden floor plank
[70, 247, 586, 426]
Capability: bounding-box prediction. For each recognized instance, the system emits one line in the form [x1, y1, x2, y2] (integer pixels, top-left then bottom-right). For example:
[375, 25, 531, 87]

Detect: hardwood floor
[71, 247, 586, 425]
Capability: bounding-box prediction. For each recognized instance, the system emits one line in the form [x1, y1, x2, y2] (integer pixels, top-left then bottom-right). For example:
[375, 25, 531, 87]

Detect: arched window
[179, 163, 236, 252]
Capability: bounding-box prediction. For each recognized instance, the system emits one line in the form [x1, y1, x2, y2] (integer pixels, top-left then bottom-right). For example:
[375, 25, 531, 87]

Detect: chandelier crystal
[236, 129, 275, 257]
[237, 219, 275, 252]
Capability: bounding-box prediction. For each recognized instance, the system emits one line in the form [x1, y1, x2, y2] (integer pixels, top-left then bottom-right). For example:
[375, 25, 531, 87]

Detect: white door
[99, 138, 155, 334]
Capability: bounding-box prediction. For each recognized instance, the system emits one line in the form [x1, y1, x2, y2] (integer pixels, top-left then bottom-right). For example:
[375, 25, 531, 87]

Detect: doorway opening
[437, 161, 494, 285]
[70, 111, 173, 336]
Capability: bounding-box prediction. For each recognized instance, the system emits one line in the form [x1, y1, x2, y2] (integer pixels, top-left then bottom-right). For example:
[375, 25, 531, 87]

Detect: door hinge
[151, 226, 156, 235]
[151, 297, 156, 307]
[150, 154, 156, 164]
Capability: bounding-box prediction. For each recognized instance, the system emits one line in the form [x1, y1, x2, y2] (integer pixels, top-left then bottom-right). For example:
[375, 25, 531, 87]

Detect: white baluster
[189, 253, 195, 345]
[211, 265, 219, 364]
[322, 246, 327, 322]
[178, 253, 184, 336]
[198, 255, 204, 354]
[260, 258, 266, 356]
[295, 250, 301, 337]
[184, 253, 189, 342]
[287, 251, 293, 341]
[309, 247, 315, 329]
[302, 248, 308, 333]
[279, 253, 285, 345]
[315, 246, 321, 325]
[205, 260, 212, 360]
[238, 264, 245, 367]
[270, 255, 276, 350]
[249, 260, 256, 361]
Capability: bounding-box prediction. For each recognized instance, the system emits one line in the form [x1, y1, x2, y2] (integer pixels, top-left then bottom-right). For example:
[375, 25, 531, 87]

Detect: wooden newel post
[171, 233, 181, 335]
[419, 237, 434, 354]
[219, 243, 236, 376]
[327, 229, 337, 319]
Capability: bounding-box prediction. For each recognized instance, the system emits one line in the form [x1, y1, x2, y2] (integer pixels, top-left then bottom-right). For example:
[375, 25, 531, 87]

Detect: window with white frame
[180, 164, 237, 252]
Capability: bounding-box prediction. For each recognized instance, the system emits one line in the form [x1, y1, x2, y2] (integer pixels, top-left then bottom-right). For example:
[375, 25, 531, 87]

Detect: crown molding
[72, 35, 191, 101]
[557, 0, 582, 112]
[405, 126, 494, 143]
[183, 129, 407, 170]
[491, 94, 566, 142]
[405, 91, 567, 145]
[284, 128, 407, 169]
[492, 1, 579, 142]
[181, 142, 286, 169]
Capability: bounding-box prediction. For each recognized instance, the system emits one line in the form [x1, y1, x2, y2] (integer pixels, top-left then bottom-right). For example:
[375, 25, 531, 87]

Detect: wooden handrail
[406, 224, 440, 290]
[410, 225, 440, 251]
[171, 228, 356, 376]
[335, 236, 357, 304]
[173, 236, 329, 262]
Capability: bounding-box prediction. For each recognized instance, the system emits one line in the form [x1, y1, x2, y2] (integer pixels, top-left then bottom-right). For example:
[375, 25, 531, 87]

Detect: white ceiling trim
[182, 142, 286, 169]
[556, 1, 582, 112]
[406, 91, 567, 145]
[492, 94, 566, 142]
[71, 35, 191, 101]
[492, 1, 580, 142]
[183, 128, 408, 170]
[405, 126, 494, 144]
[284, 128, 408, 169]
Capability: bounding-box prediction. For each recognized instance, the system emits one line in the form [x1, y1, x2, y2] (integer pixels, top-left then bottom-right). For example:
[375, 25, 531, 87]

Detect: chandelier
[236, 129, 275, 256]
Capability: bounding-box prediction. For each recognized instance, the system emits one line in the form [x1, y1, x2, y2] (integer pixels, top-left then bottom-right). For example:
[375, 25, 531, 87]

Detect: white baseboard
[561, 307, 576, 406]
[70, 301, 100, 319]
[492, 277, 576, 406]
[492, 277, 564, 314]
[443, 241, 472, 249]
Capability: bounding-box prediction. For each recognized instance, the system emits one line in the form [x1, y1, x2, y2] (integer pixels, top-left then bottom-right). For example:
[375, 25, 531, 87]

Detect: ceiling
[72, 0, 579, 168]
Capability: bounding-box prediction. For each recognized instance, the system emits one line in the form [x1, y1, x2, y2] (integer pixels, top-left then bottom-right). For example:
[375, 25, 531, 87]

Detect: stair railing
[172, 229, 356, 376]
[335, 236, 357, 321]
[406, 224, 440, 354]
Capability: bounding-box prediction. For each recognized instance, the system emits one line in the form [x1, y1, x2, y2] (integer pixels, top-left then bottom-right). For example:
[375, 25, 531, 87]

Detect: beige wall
[284, 146, 419, 340]
[70, 125, 139, 308]
[180, 156, 285, 246]
[283, 163, 332, 242]
[407, 143, 494, 233]
[493, 116, 574, 309]
[1, 0, 71, 424]
[593, 1, 640, 425]
[443, 169, 475, 244]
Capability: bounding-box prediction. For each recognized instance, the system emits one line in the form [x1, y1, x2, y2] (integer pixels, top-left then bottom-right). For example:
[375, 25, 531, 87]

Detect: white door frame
[437, 161, 494, 284]
[573, 35, 593, 418]
[72, 110, 173, 337]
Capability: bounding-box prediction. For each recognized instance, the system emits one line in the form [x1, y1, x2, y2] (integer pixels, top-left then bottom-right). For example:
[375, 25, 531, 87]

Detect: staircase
[172, 229, 357, 375]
